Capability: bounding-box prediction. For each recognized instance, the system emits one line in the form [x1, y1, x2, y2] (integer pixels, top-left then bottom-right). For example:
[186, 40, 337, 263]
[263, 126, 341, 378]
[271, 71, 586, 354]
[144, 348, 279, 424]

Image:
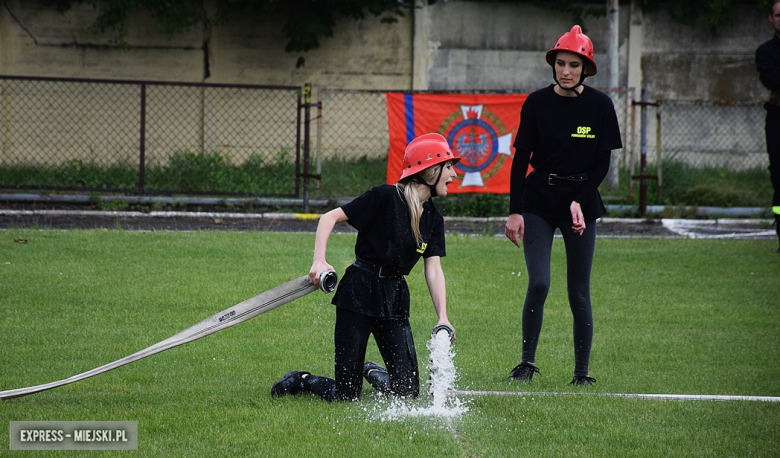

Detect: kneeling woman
[271, 133, 459, 401]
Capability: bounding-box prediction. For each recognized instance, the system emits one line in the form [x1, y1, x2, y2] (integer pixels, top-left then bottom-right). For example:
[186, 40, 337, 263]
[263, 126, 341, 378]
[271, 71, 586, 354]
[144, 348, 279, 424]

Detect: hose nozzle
[318, 270, 339, 293]
[431, 323, 455, 343]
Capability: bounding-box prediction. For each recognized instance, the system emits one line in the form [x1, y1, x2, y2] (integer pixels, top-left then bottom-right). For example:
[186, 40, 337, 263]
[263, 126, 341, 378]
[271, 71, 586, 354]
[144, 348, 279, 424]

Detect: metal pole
[295, 88, 302, 199]
[303, 83, 312, 213]
[138, 84, 146, 193]
[0, 81, 6, 167]
[606, 0, 620, 189]
[316, 89, 323, 200]
[639, 87, 648, 215]
[607, 0, 619, 92]
[656, 103, 663, 203]
[629, 88, 636, 200]
[199, 86, 205, 153]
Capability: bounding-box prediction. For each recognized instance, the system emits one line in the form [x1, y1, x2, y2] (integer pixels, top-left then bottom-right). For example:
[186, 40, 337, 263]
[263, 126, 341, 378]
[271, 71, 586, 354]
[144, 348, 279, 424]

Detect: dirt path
[0, 208, 680, 237]
[1, 200, 776, 239]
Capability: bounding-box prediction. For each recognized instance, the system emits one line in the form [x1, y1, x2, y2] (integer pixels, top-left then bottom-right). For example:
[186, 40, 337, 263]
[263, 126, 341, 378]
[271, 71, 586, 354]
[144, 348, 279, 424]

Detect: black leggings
[520, 213, 597, 377]
[766, 110, 780, 243]
[304, 307, 419, 402]
[766, 109, 780, 211]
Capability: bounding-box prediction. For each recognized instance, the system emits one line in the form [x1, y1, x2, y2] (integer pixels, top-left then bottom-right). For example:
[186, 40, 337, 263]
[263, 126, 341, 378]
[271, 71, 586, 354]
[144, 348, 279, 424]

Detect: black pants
[766, 110, 780, 239]
[520, 213, 597, 377]
[304, 307, 419, 402]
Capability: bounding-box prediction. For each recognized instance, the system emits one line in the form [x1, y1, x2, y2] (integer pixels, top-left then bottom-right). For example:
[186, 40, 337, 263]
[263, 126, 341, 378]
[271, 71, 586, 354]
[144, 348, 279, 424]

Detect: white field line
[450, 390, 780, 402]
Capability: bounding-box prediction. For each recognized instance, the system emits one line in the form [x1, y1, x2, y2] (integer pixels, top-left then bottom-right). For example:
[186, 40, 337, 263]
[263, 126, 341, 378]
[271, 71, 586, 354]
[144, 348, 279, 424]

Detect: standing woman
[504, 26, 622, 386]
[755, 0, 780, 252]
[271, 133, 459, 401]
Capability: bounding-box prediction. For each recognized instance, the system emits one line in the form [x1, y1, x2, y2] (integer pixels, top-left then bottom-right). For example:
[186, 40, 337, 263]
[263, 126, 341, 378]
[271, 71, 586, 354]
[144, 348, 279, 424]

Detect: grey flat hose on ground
[0, 271, 338, 401]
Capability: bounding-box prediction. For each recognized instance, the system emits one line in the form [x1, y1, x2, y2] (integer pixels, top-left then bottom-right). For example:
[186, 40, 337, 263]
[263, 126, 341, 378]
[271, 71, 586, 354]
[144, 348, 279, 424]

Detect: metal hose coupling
[431, 323, 455, 343]
[318, 270, 339, 293]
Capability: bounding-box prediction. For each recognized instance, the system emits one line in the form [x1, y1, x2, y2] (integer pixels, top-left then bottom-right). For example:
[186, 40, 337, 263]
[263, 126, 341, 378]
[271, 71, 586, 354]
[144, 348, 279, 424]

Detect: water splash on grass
[374, 330, 468, 421]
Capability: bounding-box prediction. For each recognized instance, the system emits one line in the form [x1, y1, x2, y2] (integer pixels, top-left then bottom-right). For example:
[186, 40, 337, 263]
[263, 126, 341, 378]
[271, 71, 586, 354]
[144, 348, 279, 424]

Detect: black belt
[534, 168, 589, 187]
[353, 258, 406, 278]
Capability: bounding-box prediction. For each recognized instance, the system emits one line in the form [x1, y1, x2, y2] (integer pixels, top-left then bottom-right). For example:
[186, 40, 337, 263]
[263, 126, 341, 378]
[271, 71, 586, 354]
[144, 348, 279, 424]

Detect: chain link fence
[317, 89, 389, 163]
[0, 78, 770, 209]
[0, 76, 302, 197]
[632, 100, 767, 170]
[629, 99, 769, 207]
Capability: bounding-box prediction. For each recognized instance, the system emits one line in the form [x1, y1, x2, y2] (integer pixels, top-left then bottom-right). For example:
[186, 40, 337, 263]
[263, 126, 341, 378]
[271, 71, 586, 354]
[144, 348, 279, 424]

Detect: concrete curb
[1, 193, 771, 218]
[0, 209, 773, 227]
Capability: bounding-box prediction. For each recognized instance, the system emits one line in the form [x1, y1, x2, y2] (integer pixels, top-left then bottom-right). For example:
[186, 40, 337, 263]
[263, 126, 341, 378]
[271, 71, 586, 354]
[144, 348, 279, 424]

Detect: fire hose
[0, 271, 338, 401]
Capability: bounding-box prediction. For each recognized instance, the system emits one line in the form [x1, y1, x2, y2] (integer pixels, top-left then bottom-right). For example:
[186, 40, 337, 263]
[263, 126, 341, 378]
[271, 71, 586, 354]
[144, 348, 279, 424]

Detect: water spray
[374, 322, 467, 420]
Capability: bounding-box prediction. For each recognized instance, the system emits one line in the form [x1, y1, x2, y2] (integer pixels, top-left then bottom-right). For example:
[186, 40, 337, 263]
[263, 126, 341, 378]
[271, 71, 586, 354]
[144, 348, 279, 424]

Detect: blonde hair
[395, 162, 447, 248]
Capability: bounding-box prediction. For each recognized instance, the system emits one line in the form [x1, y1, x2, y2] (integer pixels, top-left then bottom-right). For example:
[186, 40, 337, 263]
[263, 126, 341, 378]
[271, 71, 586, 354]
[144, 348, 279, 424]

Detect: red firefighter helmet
[545, 25, 597, 76]
[399, 133, 460, 181]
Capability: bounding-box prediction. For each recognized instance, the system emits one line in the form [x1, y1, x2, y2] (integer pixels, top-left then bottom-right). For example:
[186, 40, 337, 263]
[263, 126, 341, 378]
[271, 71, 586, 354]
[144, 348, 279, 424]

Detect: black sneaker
[508, 362, 540, 381]
[363, 361, 390, 393]
[570, 375, 596, 386]
[270, 370, 310, 397]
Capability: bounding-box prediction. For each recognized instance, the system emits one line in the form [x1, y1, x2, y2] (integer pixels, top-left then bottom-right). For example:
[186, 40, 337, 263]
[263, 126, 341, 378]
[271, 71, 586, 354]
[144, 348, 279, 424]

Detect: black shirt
[756, 34, 780, 113]
[331, 184, 446, 318]
[510, 85, 623, 221]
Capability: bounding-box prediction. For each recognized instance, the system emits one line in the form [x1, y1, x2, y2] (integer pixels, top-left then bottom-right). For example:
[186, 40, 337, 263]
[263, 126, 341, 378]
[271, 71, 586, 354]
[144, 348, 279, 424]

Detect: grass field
[1, 230, 778, 456]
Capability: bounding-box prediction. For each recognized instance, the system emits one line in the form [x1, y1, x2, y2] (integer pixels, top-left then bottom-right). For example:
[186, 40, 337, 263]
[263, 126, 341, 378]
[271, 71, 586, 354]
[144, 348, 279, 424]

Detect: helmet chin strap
[552, 68, 586, 96]
[412, 166, 445, 198]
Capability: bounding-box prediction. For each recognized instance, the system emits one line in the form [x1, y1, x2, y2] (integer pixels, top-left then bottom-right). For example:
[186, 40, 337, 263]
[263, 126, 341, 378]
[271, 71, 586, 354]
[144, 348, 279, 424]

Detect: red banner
[386, 92, 528, 194]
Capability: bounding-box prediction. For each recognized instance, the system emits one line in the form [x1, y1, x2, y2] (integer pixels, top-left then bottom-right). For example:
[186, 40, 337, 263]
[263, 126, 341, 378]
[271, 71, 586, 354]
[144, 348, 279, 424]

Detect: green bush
[437, 193, 509, 217]
[146, 150, 296, 194]
[0, 155, 773, 213]
[599, 161, 772, 209]
[659, 161, 771, 207]
[318, 155, 388, 198]
[0, 159, 138, 189]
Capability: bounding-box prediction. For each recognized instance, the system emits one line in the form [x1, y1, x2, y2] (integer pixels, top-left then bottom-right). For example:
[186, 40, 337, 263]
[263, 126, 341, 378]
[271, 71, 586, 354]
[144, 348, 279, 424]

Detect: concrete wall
[0, 0, 410, 167]
[208, 5, 413, 89]
[417, 1, 630, 92]
[0, 0, 413, 89]
[623, 3, 770, 169]
[0, 0, 773, 171]
[0, 0, 204, 81]
[1, 1, 771, 99]
[637, 4, 768, 102]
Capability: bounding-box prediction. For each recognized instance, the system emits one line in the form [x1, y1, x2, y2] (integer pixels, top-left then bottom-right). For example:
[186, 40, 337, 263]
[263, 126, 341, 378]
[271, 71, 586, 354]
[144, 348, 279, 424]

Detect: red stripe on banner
[386, 93, 529, 194]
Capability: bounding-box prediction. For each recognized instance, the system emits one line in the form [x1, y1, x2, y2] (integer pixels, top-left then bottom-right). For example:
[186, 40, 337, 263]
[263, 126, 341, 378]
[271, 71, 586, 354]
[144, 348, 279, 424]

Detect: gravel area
[1, 202, 775, 239]
[0, 207, 676, 238]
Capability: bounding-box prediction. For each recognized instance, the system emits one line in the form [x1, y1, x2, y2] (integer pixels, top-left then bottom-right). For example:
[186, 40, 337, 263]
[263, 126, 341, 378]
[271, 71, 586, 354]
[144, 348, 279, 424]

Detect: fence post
[303, 83, 311, 212]
[298, 83, 322, 212]
[656, 103, 663, 203]
[606, 0, 620, 190]
[631, 87, 659, 216]
[0, 81, 5, 167]
[629, 88, 636, 200]
[138, 83, 146, 193]
[639, 88, 647, 214]
[316, 89, 323, 200]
